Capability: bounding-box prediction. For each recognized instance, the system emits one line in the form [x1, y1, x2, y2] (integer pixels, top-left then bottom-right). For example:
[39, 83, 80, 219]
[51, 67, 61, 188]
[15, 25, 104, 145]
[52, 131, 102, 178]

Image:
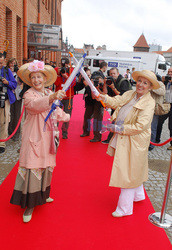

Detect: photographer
[0, 53, 17, 153]
[156, 67, 172, 150]
[54, 57, 76, 139]
[7, 58, 22, 141]
[89, 74, 107, 142]
[74, 68, 96, 137]
[102, 67, 131, 144]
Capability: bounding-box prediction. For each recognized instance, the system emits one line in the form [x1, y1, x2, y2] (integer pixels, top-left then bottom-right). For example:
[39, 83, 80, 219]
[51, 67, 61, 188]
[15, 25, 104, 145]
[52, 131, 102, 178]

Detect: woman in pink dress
[10, 60, 70, 223]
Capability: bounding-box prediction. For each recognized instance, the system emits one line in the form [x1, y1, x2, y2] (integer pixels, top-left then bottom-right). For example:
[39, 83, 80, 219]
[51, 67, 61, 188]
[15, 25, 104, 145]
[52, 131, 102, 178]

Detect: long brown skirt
[10, 167, 53, 209]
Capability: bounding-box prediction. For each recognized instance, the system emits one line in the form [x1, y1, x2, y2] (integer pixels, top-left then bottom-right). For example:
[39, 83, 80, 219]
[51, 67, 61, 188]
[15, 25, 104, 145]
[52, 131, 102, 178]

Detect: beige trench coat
[105, 90, 155, 188]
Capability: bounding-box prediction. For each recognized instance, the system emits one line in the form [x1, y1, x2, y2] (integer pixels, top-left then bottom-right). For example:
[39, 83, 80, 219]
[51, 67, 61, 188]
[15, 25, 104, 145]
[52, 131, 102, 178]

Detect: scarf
[44, 89, 59, 154]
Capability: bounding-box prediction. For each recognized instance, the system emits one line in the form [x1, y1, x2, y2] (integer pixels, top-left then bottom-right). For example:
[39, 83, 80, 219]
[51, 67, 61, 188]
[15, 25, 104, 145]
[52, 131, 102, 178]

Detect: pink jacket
[19, 88, 70, 169]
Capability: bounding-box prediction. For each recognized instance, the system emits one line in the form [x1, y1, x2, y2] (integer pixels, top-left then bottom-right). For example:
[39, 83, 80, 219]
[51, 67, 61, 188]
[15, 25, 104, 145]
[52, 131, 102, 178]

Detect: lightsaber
[45, 53, 87, 122]
[69, 52, 106, 108]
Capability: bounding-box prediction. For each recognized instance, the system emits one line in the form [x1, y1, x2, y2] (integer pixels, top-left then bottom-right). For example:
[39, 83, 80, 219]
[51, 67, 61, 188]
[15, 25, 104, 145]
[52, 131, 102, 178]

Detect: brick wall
[0, 0, 62, 66]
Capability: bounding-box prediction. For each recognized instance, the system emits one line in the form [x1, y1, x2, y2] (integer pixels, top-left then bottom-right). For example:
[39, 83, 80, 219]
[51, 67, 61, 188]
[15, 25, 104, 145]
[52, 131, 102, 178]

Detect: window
[93, 59, 100, 67]
[158, 64, 167, 70]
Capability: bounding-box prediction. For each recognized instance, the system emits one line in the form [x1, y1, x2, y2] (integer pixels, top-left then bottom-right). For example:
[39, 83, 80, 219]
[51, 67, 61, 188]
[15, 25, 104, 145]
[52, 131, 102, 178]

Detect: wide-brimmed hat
[132, 70, 160, 89]
[17, 60, 57, 87]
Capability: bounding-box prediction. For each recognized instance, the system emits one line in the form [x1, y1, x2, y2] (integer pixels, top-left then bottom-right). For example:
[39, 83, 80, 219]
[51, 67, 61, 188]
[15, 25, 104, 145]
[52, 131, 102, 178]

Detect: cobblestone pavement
[0, 120, 172, 243]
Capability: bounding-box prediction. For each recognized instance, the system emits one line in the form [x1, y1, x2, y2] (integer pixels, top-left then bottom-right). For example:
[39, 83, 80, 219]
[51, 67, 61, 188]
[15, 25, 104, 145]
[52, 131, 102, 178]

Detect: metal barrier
[149, 151, 172, 228]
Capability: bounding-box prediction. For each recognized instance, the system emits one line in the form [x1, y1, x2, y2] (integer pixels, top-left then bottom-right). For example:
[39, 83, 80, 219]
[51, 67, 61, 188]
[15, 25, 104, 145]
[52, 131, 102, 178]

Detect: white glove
[106, 124, 124, 134]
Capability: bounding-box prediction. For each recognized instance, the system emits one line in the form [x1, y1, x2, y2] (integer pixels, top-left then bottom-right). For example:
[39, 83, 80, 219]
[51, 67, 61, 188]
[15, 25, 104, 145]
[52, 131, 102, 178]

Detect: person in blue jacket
[0, 53, 17, 153]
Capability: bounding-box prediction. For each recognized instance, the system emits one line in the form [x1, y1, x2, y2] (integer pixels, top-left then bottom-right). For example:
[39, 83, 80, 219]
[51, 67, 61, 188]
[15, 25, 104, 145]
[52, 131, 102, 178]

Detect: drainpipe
[55, 0, 57, 25]
[51, 0, 54, 24]
[23, 0, 28, 63]
[38, 0, 41, 23]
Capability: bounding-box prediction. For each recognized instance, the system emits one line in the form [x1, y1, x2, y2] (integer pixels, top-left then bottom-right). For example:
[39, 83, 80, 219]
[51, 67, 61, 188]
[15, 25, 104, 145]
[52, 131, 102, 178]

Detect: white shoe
[23, 214, 32, 223]
[46, 197, 54, 203]
[112, 211, 123, 217]
[23, 208, 34, 223]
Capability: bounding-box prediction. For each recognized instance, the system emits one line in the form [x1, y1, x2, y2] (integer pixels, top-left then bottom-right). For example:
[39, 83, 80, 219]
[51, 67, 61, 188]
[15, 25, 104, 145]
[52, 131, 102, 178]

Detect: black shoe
[62, 135, 68, 139]
[148, 146, 154, 151]
[101, 139, 110, 144]
[90, 138, 101, 142]
[0, 147, 5, 153]
[80, 133, 89, 137]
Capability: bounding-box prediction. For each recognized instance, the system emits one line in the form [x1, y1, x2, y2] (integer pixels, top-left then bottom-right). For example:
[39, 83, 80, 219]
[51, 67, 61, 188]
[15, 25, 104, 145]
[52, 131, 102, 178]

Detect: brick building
[0, 0, 63, 66]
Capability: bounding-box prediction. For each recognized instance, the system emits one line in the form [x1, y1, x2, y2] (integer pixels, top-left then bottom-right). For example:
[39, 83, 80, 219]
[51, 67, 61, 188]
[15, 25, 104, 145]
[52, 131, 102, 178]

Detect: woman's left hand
[56, 90, 66, 101]
[49, 90, 66, 104]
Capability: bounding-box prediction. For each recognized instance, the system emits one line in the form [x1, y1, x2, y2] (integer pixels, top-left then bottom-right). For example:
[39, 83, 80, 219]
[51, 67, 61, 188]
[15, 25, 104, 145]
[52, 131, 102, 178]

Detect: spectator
[50, 61, 55, 68]
[123, 68, 131, 80]
[91, 61, 107, 80]
[53, 62, 56, 68]
[19, 58, 34, 99]
[156, 67, 172, 150]
[54, 57, 76, 139]
[0, 53, 17, 153]
[7, 58, 22, 141]
[75, 68, 96, 137]
[149, 75, 165, 151]
[109, 67, 132, 95]
[102, 67, 131, 144]
[130, 67, 136, 85]
[89, 74, 107, 142]
[45, 58, 50, 65]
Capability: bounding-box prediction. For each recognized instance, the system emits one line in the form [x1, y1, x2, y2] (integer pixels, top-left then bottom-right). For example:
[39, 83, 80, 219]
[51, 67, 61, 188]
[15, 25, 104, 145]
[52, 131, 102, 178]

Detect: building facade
[149, 43, 162, 52]
[0, 0, 63, 66]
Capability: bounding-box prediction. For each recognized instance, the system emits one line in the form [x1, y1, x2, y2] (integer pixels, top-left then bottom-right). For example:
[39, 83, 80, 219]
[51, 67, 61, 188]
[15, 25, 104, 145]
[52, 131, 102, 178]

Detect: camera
[0, 76, 7, 108]
[60, 67, 69, 76]
[165, 76, 172, 82]
[106, 76, 115, 86]
[14, 64, 19, 72]
[93, 79, 104, 88]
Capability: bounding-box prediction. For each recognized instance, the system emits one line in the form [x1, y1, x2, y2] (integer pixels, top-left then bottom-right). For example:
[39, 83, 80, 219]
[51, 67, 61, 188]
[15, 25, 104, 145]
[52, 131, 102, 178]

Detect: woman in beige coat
[97, 70, 160, 217]
[10, 60, 70, 223]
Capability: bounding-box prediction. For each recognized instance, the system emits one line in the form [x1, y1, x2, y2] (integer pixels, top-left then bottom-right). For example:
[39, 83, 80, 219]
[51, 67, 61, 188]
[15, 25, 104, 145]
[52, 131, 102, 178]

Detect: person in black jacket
[102, 67, 131, 144]
[75, 67, 107, 141]
[74, 68, 96, 137]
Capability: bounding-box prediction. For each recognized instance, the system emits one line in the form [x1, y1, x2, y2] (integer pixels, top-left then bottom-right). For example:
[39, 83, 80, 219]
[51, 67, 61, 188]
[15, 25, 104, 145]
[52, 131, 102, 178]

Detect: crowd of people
[0, 54, 172, 222]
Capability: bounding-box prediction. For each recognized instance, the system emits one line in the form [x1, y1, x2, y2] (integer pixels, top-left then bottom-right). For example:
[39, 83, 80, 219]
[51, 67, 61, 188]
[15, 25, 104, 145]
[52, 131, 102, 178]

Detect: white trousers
[115, 184, 145, 216]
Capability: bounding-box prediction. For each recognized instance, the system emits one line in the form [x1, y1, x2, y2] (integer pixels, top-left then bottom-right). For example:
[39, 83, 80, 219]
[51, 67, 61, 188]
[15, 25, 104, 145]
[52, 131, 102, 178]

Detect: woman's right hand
[95, 94, 106, 102]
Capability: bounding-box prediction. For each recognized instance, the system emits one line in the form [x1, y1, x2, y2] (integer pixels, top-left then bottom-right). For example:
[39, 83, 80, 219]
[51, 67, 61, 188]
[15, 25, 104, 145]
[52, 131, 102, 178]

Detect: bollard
[149, 151, 172, 228]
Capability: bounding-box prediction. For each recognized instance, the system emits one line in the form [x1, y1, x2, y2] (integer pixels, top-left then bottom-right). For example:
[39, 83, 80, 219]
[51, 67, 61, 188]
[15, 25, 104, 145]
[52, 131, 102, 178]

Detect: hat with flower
[17, 60, 57, 87]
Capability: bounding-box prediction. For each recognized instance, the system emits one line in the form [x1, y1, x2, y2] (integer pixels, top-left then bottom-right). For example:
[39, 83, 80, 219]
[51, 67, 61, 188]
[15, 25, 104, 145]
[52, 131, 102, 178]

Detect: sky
[61, 0, 172, 51]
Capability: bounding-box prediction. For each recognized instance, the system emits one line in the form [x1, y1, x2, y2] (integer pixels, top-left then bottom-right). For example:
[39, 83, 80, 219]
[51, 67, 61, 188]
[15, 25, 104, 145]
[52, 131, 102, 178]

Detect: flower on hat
[28, 60, 45, 72]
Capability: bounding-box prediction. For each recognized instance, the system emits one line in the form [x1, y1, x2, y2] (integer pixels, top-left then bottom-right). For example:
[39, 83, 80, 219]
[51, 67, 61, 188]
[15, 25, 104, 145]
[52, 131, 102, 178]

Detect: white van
[85, 51, 170, 77]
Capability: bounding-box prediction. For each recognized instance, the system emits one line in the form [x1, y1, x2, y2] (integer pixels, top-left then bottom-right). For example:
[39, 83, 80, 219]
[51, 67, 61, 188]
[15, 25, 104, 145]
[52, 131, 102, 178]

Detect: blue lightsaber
[45, 53, 87, 123]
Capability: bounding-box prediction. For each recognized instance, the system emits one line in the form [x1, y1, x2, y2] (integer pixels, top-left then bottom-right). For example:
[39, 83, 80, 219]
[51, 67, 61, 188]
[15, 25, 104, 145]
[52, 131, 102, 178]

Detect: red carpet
[0, 94, 171, 250]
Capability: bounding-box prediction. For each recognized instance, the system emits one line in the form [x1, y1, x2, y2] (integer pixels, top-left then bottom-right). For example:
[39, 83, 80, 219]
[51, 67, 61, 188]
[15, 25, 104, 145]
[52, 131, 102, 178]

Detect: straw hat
[132, 70, 160, 89]
[17, 60, 57, 87]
